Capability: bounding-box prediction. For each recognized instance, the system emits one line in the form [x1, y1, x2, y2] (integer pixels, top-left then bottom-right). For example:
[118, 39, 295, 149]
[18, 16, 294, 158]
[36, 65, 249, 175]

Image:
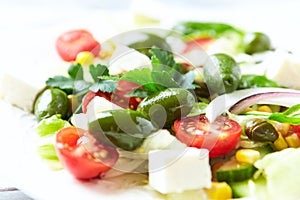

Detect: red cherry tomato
[291, 125, 300, 139]
[56, 29, 101, 62]
[111, 80, 141, 110]
[82, 91, 112, 113]
[55, 127, 118, 180]
[174, 114, 242, 158]
[82, 80, 142, 113]
[183, 37, 214, 53]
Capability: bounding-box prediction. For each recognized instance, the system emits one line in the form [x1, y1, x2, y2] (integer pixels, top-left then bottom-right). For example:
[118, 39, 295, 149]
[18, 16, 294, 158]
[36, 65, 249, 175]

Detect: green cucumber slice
[216, 159, 256, 182]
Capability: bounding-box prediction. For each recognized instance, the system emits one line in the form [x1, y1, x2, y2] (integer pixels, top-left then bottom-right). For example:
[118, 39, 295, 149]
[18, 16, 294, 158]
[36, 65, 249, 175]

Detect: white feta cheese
[265, 51, 300, 89]
[108, 45, 151, 75]
[0, 73, 41, 112]
[149, 147, 212, 194]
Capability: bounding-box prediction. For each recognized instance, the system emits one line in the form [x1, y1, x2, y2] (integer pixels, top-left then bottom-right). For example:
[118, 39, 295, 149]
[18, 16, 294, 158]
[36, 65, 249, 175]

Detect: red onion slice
[205, 88, 300, 121]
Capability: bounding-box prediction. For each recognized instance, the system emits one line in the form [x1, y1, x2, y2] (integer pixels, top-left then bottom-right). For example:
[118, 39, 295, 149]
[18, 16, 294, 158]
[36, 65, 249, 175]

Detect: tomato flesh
[183, 37, 214, 53]
[82, 80, 142, 113]
[55, 127, 118, 179]
[56, 29, 101, 62]
[174, 114, 242, 158]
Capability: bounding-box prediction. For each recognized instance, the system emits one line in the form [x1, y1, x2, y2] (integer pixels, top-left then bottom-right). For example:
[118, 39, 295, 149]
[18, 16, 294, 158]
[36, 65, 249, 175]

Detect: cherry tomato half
[82, 80, 142, 113]
[291, 125, 300, 139]
[56, 29, 101, 62]
[183, 37, 214, 53]
[55, 127, 118, 180]
[82, 91, 112, 113]
[174, 114, 242, 158]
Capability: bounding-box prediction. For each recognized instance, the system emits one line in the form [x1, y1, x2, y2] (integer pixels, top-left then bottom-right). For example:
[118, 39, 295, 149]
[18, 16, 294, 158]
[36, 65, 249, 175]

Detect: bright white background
[1, 0, 300, 199]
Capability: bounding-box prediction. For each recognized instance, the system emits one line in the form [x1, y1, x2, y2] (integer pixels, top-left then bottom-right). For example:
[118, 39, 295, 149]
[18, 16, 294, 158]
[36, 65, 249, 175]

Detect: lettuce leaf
[35, 114, 70, 137]
[255, 148, 300, 200]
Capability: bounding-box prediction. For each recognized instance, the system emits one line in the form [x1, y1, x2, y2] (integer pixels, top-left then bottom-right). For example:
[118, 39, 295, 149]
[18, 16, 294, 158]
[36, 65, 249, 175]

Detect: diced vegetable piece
[149, 148, 211, 194]
[285, 133, 300, 148]
[75, 51, 94, 66]
[252, 144, 274, 158]
[273, 133, 288, 151]
[257, 105, 273, 113]
[235, 149, 260, 165]
[204, 182, 232, 200]
[216, 158, 256, 182]
[229, 180, 250, 198]
[230, 177, 267, 198]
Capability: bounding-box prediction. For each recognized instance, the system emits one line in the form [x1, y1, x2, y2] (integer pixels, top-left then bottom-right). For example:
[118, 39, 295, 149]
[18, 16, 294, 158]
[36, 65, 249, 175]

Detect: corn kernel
[235, 149, 260, 165]
[257, 105, 273, 113]
[285, 133, 300, 148]
[274, 133, 288, 151]
[205, 182, 232, 200]
[75, 51, 94, 66]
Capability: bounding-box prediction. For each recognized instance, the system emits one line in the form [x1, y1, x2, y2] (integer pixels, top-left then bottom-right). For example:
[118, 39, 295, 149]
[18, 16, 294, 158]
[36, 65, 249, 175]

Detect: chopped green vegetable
[268, 104, 300, 124]
[238, 75, 278, 89]
[68, 63, 84, 80]
[187, 102, 208, 117]
[89, 80, 117, 93]
[172, 22, 244, 39]
[37, 144, 63, 170]
[89, 64, 109, 82]
[255, 148, 300, 200]
[35, 114, 70, 137]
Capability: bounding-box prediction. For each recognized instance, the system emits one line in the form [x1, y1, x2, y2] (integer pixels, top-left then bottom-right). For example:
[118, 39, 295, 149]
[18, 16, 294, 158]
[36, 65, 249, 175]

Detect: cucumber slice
[230, 180, 250, 198]
[230, 177, 267, 198]
[216, 158, 256, 182]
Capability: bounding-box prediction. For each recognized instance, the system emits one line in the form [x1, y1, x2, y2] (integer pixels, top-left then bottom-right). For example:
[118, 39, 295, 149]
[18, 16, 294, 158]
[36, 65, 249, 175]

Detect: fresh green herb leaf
[46, 76, 75, 94]
[238, 74, 278, 89]
[89, 80, 117, 93]
[89, 64, 109, 82]
[68, 63, 83, 80]
[120, 68, 157, 93]
[126, 88, 148, 98]
[150, 47, 177, 71]
[46, 76, 91, 94]
[268, 113, 300, 125]
[281, 104, 300, 116]
[268, 104, 300, 124]
[151, 71, 179, 88]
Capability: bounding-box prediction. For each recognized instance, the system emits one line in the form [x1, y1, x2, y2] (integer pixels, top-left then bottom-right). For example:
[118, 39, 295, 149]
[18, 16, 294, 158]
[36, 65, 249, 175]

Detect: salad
[2, 21, 300, 200]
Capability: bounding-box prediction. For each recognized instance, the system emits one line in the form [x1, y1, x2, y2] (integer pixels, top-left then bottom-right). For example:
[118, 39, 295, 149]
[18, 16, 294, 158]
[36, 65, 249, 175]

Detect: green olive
[203, 53, 241, 95]
[88, 110, 158, 151]
[244, 32, 271, 55]
[244, 119, 279, 142]
[137, 88, 195, 128]
[34, 88, 69, 121]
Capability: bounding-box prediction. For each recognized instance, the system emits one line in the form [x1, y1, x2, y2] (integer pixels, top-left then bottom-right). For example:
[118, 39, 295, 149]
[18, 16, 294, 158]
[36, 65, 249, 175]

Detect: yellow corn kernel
[235, 149, 260, 164]
[278, 123, 291, 137]
[257, 105, 273, 113]
[75, 51, 94, 66]
[274, 133, 288, 151]
[205, 182, 232, 200]
[285, 133, 300, 148]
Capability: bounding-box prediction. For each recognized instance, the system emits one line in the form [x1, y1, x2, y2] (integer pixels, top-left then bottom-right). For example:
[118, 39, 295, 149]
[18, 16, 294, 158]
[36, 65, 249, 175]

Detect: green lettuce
[35, 114, 70, 170]
[255, 148, 300, 200]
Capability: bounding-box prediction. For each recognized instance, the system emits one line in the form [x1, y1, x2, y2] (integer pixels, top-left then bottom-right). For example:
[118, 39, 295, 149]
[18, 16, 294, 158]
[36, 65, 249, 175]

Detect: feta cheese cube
[149, 147, 212, 194]
[0, 73, 41, 112]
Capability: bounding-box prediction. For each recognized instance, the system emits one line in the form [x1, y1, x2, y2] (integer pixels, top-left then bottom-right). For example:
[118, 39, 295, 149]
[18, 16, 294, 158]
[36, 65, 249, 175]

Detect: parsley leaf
[89, 64, 109, 82]
[68, 63, 84, 80]
[46, 76, 91, 94]
[89, 80, 117, 93]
